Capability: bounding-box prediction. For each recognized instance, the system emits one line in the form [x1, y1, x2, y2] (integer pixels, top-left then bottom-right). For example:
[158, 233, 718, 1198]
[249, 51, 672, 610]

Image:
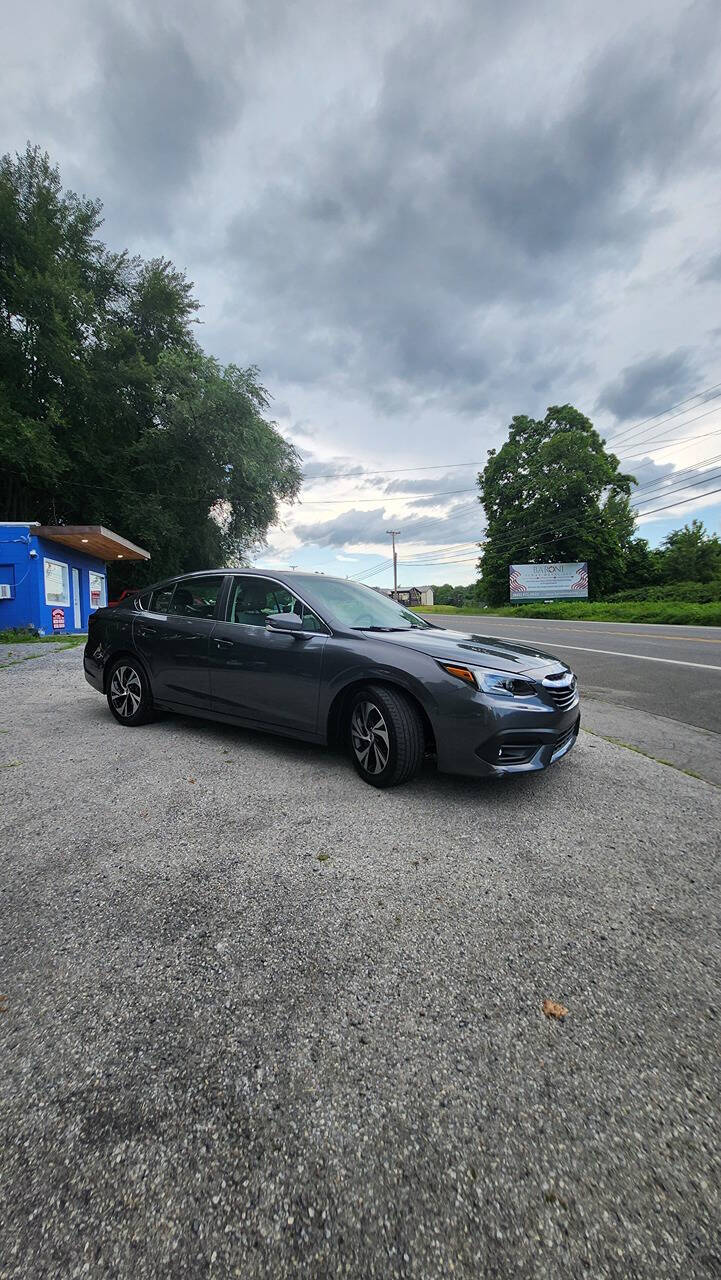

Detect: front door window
[227, 577, 326, 632]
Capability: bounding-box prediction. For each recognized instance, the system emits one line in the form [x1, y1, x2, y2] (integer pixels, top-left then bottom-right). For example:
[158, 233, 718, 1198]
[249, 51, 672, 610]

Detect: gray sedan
[84, 570, 580, 787]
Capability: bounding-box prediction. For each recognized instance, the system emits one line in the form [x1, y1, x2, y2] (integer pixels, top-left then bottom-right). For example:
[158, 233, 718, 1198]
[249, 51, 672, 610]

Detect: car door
[133, 575, 227, 708]
[209, 575, 328, 733]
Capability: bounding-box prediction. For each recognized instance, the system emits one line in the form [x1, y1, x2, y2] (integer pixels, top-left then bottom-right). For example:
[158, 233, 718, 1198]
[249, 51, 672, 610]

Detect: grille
[552, 721, 578, 758]
[547, 686, 577, 711]
[542, 670, 578, 711]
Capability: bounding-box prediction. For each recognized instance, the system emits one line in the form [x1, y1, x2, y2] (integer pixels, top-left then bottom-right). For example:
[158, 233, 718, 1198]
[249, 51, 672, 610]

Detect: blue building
[0, 522, 150, 635]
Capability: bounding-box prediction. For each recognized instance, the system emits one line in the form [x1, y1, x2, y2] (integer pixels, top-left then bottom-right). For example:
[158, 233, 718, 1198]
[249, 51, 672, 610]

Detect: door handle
[214, 638, 233, 648]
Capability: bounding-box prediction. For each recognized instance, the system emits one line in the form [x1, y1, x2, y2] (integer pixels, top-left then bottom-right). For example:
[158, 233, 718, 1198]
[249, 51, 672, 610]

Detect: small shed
[0, 522, 150, 635]
[393, 586, 434, 607]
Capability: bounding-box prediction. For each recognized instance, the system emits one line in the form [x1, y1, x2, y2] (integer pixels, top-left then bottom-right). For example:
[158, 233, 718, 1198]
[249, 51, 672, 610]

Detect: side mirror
[266, 611, 304, 635]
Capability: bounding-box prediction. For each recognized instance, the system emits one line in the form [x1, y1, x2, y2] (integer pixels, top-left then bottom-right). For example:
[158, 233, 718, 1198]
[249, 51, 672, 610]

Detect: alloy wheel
[109, 665, 142, 719]
[351, 700, 390, 775]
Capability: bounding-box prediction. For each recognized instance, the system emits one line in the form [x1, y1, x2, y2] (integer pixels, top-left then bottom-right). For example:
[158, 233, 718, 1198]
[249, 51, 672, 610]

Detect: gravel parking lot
[1, 648, 720, 1278]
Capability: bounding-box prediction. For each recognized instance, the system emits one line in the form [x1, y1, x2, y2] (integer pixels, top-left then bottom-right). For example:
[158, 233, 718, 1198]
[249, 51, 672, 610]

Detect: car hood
[370, 626, 568, 674]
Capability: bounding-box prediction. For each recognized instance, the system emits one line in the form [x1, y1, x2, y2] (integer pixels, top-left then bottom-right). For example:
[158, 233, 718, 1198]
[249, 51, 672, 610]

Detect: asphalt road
[432, 615, 721, 786]
[1, 647, 720, 1278]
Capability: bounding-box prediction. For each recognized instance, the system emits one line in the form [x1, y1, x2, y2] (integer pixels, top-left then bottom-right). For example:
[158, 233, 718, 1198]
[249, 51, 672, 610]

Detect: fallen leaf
[542, 999, 568, 1020]
[188, 778, 196, 784]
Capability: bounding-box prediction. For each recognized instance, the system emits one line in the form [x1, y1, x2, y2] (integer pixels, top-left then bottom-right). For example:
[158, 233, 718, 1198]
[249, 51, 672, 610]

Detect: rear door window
[170, 576, 224, 619]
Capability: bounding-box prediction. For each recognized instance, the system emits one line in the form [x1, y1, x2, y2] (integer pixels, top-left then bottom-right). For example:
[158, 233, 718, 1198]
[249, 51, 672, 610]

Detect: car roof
[140, 568, 351, 589]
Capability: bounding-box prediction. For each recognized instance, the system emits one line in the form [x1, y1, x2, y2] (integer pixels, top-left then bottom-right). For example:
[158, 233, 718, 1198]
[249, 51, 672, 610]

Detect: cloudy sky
[3, 0, 721, 585]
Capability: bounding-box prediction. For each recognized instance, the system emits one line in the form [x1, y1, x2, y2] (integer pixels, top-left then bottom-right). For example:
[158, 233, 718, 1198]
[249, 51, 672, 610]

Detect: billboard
[509, 562, 588, 601]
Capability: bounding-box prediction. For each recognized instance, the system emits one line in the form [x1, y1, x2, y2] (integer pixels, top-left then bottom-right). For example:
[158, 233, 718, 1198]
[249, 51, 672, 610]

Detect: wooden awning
[35, 525, 150, 562]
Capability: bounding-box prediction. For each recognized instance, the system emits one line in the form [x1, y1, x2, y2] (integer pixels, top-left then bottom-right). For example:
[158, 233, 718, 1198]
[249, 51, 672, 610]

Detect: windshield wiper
[352, 625, 410, 632]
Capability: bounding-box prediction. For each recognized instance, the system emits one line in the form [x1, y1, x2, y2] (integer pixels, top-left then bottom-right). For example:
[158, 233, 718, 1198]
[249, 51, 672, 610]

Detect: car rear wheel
[106, 658, 154, 726]
[348, 684, 424, 788]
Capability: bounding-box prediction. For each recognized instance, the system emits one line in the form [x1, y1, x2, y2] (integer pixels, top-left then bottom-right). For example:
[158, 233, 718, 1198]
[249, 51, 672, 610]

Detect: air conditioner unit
[0, 583, 12, 600]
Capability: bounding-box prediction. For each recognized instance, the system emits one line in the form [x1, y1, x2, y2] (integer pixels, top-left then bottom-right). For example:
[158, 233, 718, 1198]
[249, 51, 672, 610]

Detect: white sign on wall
[509, 562, 588, 601]
[89, 571, 107, 610]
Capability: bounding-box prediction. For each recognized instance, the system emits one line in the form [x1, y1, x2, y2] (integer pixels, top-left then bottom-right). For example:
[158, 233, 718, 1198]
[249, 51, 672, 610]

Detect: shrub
[605, 580, 721, 604]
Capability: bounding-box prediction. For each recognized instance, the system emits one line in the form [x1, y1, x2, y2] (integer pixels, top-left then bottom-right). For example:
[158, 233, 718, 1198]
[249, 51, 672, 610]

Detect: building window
[88, 571, 107, 610]
[44, 558, 70, 606]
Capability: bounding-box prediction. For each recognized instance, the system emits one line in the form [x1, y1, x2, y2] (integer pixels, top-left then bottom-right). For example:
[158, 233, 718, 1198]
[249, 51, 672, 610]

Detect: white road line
[494, 637, 721, 672]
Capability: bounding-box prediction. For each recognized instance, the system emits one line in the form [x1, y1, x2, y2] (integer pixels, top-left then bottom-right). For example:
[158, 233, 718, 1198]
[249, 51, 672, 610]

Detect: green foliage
[655, 519, 721, 584]
[430, 582, 477, 607]
[606, 578, 721, 603]
[621, 536, 662, 589]
[477, 404, 636, 604]
[467, 600, 721, 625]
[0, 144, 301, 586]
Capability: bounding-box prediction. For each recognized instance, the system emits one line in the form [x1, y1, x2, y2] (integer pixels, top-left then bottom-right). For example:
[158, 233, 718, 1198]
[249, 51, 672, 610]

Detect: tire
[106, 657, 154, 726]
[347, 684, 424, 789]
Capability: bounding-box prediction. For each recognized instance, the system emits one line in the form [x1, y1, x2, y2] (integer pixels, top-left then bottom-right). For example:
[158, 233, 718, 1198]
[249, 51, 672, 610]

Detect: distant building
[393, 585, 434, 607]
[0, 522, 150, 635]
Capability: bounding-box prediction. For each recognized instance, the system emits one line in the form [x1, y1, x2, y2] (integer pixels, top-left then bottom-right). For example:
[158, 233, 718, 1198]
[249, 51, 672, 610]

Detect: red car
[108, 588, 138, 608]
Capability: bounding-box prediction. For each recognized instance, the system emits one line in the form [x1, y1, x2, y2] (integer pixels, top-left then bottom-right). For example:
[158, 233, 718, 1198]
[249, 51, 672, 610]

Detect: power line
[615, 403, 721, 457]
[632, 468, 721, 512]
[349, 456, 721, 582]
[605, 381, 721, 447]
[303, 460, 477, 482]
[628, 452, 721, 502]
[293, 486, 477, 506]
[633, 482, 721, 520]
[622, 426, 721, 459]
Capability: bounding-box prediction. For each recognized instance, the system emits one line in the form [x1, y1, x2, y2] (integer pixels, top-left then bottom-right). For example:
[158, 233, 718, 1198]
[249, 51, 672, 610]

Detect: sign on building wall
[509, 562, 588, 601]
[51, 607, 66, 631]
[89, 571, 106, 610]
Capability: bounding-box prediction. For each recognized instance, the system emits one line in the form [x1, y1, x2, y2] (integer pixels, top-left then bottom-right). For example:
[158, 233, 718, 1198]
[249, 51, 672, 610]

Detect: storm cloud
[597, 351, 698, 422]
[2, 0, 721, 572]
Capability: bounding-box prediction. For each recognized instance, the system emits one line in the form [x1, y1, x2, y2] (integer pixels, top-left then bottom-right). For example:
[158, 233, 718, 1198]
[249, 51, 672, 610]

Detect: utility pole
[386, 529, 400, 598]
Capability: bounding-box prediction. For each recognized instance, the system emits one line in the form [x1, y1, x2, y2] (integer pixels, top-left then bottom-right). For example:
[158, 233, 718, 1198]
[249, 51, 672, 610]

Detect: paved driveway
[1, 649, 720, 1278]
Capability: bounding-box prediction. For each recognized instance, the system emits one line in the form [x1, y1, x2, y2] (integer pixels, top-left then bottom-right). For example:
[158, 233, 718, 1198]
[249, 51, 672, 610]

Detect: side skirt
[154, 698, 326, 746]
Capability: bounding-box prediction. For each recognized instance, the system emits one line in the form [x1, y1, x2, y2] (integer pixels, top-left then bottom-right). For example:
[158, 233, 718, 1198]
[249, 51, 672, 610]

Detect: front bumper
[473, 712, 580, 774]
[433, 687, 581, 778]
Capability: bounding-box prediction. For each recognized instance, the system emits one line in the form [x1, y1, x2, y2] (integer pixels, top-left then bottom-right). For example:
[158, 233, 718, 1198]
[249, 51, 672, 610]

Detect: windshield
[303, 578, 432, 630]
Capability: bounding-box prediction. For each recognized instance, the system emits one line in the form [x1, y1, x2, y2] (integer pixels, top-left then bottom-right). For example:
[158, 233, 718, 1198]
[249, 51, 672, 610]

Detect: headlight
[439, 662, 537, 697]
[477, 671, 537, 697]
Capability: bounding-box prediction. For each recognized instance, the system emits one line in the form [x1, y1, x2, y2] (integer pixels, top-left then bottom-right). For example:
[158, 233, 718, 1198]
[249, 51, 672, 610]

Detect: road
[432, 615, 721, 785]
[1, 647, 720, 1278]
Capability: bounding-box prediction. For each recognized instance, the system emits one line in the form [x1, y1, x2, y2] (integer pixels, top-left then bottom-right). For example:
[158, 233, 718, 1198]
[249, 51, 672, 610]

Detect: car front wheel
[348, 684, 424, 788]
[106, 657, 154, 726]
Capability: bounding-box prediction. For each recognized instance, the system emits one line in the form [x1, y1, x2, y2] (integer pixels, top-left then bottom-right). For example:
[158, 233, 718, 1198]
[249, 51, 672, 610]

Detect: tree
[656, 520, 721, 584]
[622, 537, 662, 589]
[0, 144, 114, 517]
[0, 144, 302, 584]
[108, 350, 301, 587]
[477, 405, 635, 604]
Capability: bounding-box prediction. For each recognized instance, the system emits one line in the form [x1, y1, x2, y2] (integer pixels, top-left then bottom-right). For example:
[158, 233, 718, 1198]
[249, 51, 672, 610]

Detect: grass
[0, 626, 87, 645]
[0, 628, 86, 667]
[415, 600, 721, 626]
[582, 728, 711, 784]
[0, 627, 87, 648]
